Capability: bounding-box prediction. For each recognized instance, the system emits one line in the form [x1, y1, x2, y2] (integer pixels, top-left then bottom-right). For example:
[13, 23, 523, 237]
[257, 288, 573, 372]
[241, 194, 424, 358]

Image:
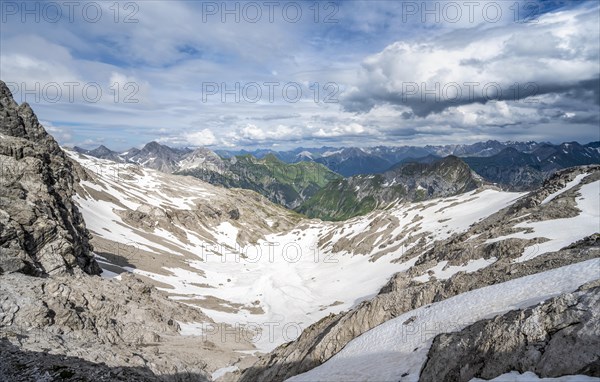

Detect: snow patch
[413, 257, 496, 283]
[288, 259, 600, 382]
[212, 366, 239, 380]
[470, 371, 600, 381]
[485, 180, 600, 262]
[541, 173, 588, 205]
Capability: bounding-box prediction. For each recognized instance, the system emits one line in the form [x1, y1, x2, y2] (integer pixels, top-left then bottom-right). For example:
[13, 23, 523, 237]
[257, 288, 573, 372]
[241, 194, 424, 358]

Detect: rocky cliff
[0, 80, 232, 381]
[0, 80, 99, 276]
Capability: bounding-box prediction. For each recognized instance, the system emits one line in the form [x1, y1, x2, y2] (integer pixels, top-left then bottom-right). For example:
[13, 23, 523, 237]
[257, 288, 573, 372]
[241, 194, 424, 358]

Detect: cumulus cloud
[1, 1, 597, 149]
[341, 5, 600, 117]
[157, 129, 216, 147]
[186, 129, 216, 146]
[40, 121, 73, 144]
[232, 124, 302, 143]
[315, 122, 366, 137]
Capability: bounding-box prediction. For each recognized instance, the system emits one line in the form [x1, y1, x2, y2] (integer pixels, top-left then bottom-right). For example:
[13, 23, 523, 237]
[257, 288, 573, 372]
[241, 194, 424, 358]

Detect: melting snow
[212, 366, 239, 380]
[288, 259, 600, 382]
[486, 180, 600, 263]
[541, 173, 588, 204]
[413, 257, 496, 283]
[470, 371, 600, 381]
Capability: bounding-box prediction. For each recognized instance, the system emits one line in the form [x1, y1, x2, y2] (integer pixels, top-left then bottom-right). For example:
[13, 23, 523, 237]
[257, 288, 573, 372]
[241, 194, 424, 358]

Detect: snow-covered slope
[288, 259, 600, 382]
[66, 151, 599, 381]
[239, 166, 600, 382]
[67, 150, 531, 352]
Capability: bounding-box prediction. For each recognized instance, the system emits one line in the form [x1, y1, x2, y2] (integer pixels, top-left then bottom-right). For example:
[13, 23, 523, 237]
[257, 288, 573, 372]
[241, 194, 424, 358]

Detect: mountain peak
[263, 153, 282, 163]
[91, 144, 112, 153]
[143, 141, 163, 150]
[0, 80, 19, 110]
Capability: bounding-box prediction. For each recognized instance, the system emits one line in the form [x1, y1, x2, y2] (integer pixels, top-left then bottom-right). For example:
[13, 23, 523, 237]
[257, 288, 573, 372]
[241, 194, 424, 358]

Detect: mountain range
[215, 140, 549, 176]
[1, 79, 599, 382]
[298, 155, 481, 220]
[74, 139, 600, 220]
[176, 153, 341, 209]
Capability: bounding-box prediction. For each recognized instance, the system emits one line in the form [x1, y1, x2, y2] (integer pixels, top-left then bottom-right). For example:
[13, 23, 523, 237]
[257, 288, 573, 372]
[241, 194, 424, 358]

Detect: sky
[0, 0, 599, 151]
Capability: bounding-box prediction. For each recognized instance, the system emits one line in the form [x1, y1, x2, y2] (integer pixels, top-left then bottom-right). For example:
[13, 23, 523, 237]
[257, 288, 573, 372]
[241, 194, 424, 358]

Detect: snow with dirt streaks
[485, 178, 600, 263]
[541, 173, 588, 204]
[67, 151, 598, 358]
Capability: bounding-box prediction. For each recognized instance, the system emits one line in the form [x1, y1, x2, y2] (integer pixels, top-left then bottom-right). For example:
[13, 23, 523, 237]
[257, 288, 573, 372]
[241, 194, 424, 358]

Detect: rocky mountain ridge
[298, 155, 482, 220]
[0, 80, 266, 381]
[0, 81, 98, 276]
[76, 139, 600, 217]
[176, 153, 342, 209]
[77, 142, 342, 209]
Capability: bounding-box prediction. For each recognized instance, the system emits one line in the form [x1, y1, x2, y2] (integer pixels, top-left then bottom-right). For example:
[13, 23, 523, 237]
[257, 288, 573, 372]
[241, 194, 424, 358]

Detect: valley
[2, 1, 600, 381]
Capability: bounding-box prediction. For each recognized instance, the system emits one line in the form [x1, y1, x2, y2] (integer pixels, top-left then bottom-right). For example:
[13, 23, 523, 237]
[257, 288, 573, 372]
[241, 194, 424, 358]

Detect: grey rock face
[0, 272, 212, 381]
[178, 147, 227, 173]
[125, 141, 191, 173]
[74, 144, 124, 162]
[0, 341, 172, 382]
[0, 80, 99, 276]
[420, 282, 600, 381]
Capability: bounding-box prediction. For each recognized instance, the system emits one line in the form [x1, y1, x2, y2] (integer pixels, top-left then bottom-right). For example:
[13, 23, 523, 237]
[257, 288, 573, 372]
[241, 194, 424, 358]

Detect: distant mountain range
[75, 142, 339, 209]
[176, 154, 341, 209]
[215, 140, 549, 176]
[463, 142, 600, 191]
[73, 140, 600, 219]
[298, 156, 481, 221]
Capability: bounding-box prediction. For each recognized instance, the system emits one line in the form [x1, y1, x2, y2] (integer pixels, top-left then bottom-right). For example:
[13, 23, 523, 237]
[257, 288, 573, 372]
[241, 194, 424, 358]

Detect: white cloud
[186, 129, 216, 146]
[40, 120, 72, 143]
[342, 5, 600, 116]
[1, 1, 597, 150]
[315, 123, 366, 138]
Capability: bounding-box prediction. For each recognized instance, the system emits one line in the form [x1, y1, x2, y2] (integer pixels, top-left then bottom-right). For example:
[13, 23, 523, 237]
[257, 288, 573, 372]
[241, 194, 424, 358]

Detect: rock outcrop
[0, 80, 99, 276]
[0, 80, 232, 380]
[420, 282, 600, 381]
[0, 272, 214, 381]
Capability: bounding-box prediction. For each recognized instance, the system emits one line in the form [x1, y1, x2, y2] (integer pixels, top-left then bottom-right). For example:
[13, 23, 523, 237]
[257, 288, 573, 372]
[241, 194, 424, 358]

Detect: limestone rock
[0, 272, 212, 381]
[420, 283, 600, 381]
[0, 80, 99, 276]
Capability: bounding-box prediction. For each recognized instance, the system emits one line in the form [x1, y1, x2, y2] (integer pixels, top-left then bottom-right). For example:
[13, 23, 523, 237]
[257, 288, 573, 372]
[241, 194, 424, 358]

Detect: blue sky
[1, 0, 598, 150]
